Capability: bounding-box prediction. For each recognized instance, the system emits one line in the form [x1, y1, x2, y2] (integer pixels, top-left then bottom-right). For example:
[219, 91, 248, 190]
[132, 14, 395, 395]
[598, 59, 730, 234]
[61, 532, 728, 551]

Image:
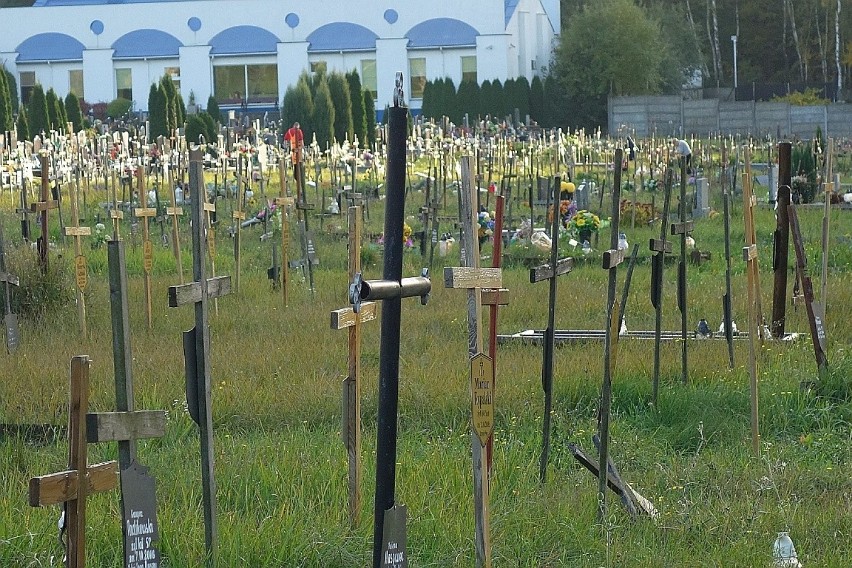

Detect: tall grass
[1, 171, 851, 566]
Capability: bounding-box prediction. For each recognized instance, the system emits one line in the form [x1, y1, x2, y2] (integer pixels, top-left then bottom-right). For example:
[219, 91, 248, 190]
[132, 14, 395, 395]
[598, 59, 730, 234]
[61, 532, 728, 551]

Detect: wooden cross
[167, 149, 232, 565]
[330, 206, 378, 527]
[109, 164, 124, 240]
[670, 157, 694, 385]
[65, 173, 91, 337]
[770, 142, 793, 339]
[649, 167, 674, 404]
[721, 142, 736, 369]
[275, 157, 293, 306]
[134, 192, 156, 331]
[741, 147, 763, 456]
[166, 149, 184, 284]
[31, 153, 59, 273]
[443, 156, 502, 568]
[29, 356, 119, 568]
[0, 222, 21, 353]
[16, 166, 32, 241]
[530, 176, 574, 484]
[789, 204, 828, 374]
[597, 148, 627, 519]
[232, 154, 248, 293]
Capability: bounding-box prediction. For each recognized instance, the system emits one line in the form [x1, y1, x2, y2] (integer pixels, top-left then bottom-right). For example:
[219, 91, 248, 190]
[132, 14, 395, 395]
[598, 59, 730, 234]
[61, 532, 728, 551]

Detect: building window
[409, 58, 426, 99]
[461, 56, 477, 84]
[69, 70, 84, 99]
[20, 71, 35, 105]
[164, 66, 181, 94]
[213, 64, 278, 104]
[115, 68, 132, 100]
[310, 61, 327, 74]
[361, 59, 377, 100]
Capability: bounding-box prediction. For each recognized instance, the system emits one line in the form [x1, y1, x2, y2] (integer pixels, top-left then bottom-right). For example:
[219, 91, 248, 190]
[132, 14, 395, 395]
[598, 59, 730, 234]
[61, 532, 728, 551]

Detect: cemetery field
[1, 181, 852, 567]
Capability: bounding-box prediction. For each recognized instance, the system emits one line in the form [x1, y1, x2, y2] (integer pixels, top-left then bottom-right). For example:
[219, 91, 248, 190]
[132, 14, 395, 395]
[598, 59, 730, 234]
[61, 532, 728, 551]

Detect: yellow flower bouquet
[567, 210, 601, 235]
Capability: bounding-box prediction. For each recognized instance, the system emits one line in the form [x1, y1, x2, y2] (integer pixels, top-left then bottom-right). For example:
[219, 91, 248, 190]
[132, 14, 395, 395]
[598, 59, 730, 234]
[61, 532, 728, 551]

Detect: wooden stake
[32, 153, 59, 273]
[741, 147, 762, 456]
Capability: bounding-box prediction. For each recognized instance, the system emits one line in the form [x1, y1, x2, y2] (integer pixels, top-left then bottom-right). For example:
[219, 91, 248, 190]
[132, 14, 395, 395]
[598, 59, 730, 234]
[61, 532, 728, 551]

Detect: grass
[1, 165, 851, 566]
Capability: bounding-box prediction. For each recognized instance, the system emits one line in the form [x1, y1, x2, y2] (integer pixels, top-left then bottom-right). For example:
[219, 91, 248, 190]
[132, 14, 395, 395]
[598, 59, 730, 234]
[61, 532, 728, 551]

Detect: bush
[5, 244, 74, 320]
[106, 97, 132, 119]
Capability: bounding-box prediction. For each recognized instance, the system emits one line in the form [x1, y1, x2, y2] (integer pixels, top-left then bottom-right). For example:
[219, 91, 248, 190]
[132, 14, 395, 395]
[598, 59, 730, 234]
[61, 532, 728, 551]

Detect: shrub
[106, 97, 132, 119]
[5, 244, 74, 321]
[65, 92, 83, 132]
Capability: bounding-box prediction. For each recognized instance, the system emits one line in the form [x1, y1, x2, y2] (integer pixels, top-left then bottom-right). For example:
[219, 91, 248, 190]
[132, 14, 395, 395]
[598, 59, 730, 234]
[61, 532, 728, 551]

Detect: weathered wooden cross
[530, 176, 574, 483]
[31, 153, 59, 273]
[330, 206, 378, 527]
[443, 155, 503, 568]
[29, 356, 119, 568]
[65, 173, 91, 337]
[770, 142, 792, 339]
[87, 235, 167, 566]
[721, 143, 736, 369]
[168, 148, 231, 565]
[0, 222, 21, 353]
[741, 147, 763, 456]
[133, 165, 156, 330]
[649, 167, 674, 404]
[671, 156, 694, 385]
[231, 153, 247, 293]
[274, 157, 294, 305]
[166, 147, 185, 283]
[788, 204, 829, 374]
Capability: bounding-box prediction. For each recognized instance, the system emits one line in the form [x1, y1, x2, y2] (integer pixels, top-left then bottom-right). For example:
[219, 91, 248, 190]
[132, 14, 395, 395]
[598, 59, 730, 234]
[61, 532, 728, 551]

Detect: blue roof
[209, 25, 279, 55]
[406, 18, 478, 48]
[504, 0, 520, 26]
[112, 29, 183, 58]
[16, 33, 85, 62]
[306, 22, 378, 53]
[34, 0, 191, 4]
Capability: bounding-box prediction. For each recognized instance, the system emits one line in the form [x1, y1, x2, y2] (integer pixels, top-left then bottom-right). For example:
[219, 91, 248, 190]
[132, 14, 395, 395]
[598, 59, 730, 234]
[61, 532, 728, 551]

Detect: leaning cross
[330, 206, 378, 527]
[168, 148, 232, 566]
[649, 167, 674, 404]
[597, 148, 625, 520]
[0, 223, 21, 353]
[789, 204, 828, 374]
[741, 147, 763, 456]
[670, 157, 694, 386]
[31, 153, 59, 273]
[530, 176, 574, 484]
[29, 356, 119, 568]
[65, 173, 91, 337]
[443, 155, 502, 568]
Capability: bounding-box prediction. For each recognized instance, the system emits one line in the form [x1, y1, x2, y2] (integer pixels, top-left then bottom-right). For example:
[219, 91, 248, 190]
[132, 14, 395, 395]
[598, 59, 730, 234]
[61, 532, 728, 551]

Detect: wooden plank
[602, 249, 625, 270]
[0, 273, 19, 286]
[274, 197, 294, 207]
[649, 238, 672, 253]
[203, 202, 216, 212]
[133, 207, 157, 217]
[168, 275, 231, 307]
[330, 301, 377, 329]
[86, 410, 167, 443]
[30, 200, 58, 212]
[529, 257, 573, 283]
[110, 209, 124, 220]
[742, 244, 758, 262]
[28, 461, 118, 506]
[65, 226, 92, 237]
[232, 210, 246, 220]
[480, 288, 510, 306]
[166, 207, 183, 216]
[443, 266, 502, 289]
[670, 220, 694, 235]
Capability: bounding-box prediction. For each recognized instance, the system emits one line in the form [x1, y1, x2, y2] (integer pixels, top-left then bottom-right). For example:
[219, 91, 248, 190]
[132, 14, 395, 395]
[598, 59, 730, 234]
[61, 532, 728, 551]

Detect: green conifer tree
[364, 89, 376, 149]
[17, 106, 30, 141]
[148, 83, 167, 139]
[176, 93, 186, 128]
[529, 75, 545, 125]
[65, 92, 83, 133]
[206, 95, 221, 123]
[27, 84, 49, 137]
[2, 66, 17, 113]
[328, 72, 353, 143]
[57, 96, 68, 131]
[281, 75, 314, 141]
[456, 80, 480, 126]
[311, 76, 335, 149]
[160, 75, 177, 134]
[419, 79, 435, 121]
[0, 65, 12, 133]
[45, 88, 60, 131]
[346, 70, 367, 145]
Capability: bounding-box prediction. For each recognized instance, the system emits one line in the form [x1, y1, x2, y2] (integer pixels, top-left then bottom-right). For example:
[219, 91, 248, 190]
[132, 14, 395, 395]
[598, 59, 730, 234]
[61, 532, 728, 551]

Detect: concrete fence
[608, 96, 852, 139]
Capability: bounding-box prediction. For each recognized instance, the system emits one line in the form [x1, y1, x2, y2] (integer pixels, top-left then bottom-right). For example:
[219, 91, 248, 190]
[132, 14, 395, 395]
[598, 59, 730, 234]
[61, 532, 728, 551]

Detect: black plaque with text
[121, 460, 160, 568]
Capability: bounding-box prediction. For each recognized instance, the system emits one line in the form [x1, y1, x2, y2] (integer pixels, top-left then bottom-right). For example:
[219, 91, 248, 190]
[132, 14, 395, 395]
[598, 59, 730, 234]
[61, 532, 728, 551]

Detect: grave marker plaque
[121, 461, 160, 568]
[380, 504, 408, 568]
[470, 353, 494, 447]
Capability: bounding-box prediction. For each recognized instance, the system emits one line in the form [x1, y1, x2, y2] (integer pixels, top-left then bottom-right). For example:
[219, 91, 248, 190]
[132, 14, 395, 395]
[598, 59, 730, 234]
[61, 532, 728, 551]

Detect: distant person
[673, 138, 692, 173]
[283, 121, 304, 183]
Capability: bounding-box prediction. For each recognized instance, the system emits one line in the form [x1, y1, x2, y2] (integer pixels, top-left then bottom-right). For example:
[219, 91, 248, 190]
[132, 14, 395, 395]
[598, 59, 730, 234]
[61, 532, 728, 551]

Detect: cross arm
[86, 410, 166, 443]
[443, 267, 502, 289]
[649, 238, 672, 253]
[529, 257, 573, 283]
[331, 301, 377, 329]
[0, 272, 19, 286]
[169, 275, 232, 307]
[742, 244, 758, 262]
[670, 221, 695, 235]
[134, 207, 157, 218]
[481, 288, 510, 306]
[29, 460, 118, 507]
[30, 200, 59, 213]
[602, 249, 625, 270]
[65, 226, 92, 237]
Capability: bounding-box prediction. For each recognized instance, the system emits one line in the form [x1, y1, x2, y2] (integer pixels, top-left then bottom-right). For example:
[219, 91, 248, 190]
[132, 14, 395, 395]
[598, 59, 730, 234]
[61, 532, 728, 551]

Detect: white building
[0, 0, 559, 115]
